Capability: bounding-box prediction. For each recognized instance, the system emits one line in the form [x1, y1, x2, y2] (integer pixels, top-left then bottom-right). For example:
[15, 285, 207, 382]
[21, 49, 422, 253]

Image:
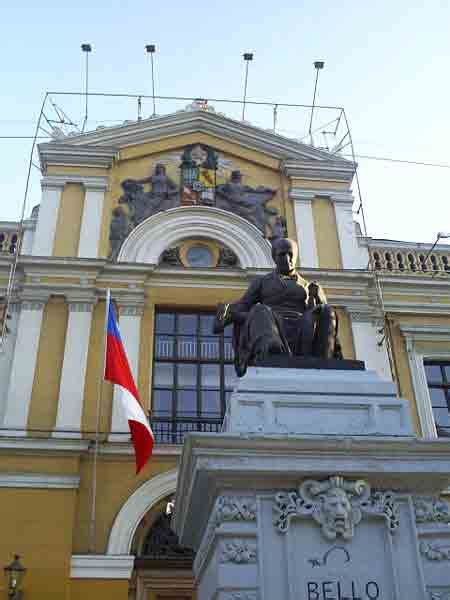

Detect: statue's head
[272, 238, 298, 275]
[230, 170, 242, 183]
[155, 163, 166, 175]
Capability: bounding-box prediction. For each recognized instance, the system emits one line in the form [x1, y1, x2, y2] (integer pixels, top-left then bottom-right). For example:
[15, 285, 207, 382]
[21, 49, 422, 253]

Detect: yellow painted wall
[28, 297, 68, 435]
[312, 197, 342, 269]
[0, 488, 76, 599]
[0, 454, 79, 476]
[47, 166, 108, 177]
[335, 308, 355, 360]
[69, 579, 129, 600]
[53, 183, 85, 257]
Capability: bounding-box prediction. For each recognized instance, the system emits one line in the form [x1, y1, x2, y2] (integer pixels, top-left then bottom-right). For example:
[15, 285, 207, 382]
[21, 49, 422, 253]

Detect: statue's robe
[216, 271, 341, 376]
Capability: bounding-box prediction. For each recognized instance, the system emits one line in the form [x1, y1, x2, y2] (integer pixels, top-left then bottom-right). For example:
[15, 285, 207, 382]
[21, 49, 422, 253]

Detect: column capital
[40, 174, 109, 192]
[119, 305, 144, 317]
[67, 301, 96, 313]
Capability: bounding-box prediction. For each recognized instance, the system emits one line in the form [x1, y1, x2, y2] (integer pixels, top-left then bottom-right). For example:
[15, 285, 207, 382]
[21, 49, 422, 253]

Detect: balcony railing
[150, 415, 223, 445]
[0, 230, 18, 255]
[369, 246, 450, 275]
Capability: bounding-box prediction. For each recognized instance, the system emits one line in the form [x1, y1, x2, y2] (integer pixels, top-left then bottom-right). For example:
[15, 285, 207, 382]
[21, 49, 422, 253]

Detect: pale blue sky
[2, 0, 450, 244]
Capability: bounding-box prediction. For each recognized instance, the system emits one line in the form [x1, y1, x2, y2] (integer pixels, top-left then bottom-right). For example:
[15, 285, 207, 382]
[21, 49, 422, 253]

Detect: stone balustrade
[0, 227, 18, 255]
[370, 243, 450, 275]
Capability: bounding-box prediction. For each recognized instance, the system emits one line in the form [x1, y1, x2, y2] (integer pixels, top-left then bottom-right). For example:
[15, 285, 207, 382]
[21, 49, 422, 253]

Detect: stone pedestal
[173, 368, 450, 600]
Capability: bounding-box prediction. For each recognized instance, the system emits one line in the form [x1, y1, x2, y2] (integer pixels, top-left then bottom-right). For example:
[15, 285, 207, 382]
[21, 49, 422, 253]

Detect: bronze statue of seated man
[214, 238, 342, 376]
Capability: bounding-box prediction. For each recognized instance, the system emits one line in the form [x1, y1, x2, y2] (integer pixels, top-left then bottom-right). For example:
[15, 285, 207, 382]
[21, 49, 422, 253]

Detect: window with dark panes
[151, 310, 235, 443]
[424, 360, 450, 436]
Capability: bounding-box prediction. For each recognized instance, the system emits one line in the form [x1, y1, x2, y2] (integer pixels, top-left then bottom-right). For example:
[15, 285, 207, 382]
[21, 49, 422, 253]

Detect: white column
[78, 181, 108, 258]
[349, 312, 392, 381]
[290, 191, 319, 268]
[0, 303, 20, 424]
[332, 193, 368, 269]
[109, 305, 143, 442]
[404, 337, 437, 438]
[32, 178, 64, 256]
[2, 300, 46, 435]
[53, 301, 94, 438]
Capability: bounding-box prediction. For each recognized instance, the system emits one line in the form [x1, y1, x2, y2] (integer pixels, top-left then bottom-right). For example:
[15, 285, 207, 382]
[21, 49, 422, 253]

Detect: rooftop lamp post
[423, 232, 450, 268]
[81, 43, 92, 133]
[242, 52, 254, 121]
[145, 44, 157, 117]
[308, 60, 325, 145]
[4, 555, 26, 599]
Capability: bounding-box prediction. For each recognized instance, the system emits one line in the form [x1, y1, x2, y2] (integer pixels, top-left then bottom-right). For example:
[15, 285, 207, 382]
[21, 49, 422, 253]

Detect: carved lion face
[320, 488, 353, 539]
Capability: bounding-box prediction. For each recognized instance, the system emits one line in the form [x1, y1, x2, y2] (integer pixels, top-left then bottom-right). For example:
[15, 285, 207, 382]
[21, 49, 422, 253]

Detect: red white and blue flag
[104, 296, 154, 473]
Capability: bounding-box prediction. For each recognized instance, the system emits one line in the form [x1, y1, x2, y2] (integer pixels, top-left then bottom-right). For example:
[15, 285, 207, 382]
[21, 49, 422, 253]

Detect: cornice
[399, 325, 450, 343]
[41, 174, 109, 191]
[361, 237, 450, 253]
[0, 473, 80, 489]
[38, 143, 117, 171]
[284, 161, 356, 182]
[41, 109, 353, 164]
[0, 436, 89, 453]
[70, 555, 134, 579]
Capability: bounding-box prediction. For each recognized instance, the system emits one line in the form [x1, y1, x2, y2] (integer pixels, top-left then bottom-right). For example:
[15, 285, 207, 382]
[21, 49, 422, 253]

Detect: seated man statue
[214, 238, 342, 376]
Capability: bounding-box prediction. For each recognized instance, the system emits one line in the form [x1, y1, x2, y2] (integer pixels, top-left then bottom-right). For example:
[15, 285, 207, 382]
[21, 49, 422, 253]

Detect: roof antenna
[145, 44, 157, 117]
[308, 60, 324, 146]
[242, 52, 253, 121]
[81, 43, 92, 132]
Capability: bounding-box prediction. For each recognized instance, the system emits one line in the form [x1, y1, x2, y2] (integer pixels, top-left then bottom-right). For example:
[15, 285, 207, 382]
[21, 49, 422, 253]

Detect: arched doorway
[129, 496, 195, 600]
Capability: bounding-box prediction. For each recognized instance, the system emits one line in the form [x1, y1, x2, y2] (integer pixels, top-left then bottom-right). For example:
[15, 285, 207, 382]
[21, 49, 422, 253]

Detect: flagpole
[89, 288, 110, 553]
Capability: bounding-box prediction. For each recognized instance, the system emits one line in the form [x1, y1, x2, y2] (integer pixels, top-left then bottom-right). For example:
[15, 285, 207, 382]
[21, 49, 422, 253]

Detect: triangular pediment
[38, 108, 354, 175]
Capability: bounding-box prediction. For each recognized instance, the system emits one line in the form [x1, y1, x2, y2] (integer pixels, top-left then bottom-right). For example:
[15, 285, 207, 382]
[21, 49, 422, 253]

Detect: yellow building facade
[0, 103, 449, 599]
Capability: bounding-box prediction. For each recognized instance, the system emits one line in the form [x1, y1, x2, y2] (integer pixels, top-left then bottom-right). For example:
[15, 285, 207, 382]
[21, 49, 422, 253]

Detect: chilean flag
[104, 297, 154, 473]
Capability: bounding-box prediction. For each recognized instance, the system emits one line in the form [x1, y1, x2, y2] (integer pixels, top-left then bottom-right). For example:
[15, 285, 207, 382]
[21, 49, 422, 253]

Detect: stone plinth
[173, 368, 450, 600]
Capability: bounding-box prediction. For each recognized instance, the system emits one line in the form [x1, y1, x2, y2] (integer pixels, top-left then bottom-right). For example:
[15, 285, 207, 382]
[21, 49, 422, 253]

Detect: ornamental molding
[0, 473, 80, 489]
[274, 476, 399, 540]
[400, 325, 450, 343]
[414, 496, 450, 524]
[220, 539, 257, 564]
[70, 554, 134, 579]
[420, 541, 450, 561]
[117, 206, 274, 270]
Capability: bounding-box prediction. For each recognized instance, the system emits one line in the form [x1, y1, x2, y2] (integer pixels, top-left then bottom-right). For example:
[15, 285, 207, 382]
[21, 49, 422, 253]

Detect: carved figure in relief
[215, 170, 276, 234]
[109, 207, 131, 260]
[214, 237, 341, 376]
[118, 163, 180, 227]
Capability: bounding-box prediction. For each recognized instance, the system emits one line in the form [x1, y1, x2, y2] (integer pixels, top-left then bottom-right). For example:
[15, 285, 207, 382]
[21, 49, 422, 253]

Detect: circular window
[186, 244, 214, 267]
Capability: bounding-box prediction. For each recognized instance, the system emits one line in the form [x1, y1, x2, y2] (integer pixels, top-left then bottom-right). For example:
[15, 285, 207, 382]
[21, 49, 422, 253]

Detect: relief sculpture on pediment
[108, 143, 286, 260]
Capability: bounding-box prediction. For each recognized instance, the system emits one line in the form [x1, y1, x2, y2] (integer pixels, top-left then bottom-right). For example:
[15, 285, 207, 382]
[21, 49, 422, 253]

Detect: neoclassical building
[0, 103, 449, 599]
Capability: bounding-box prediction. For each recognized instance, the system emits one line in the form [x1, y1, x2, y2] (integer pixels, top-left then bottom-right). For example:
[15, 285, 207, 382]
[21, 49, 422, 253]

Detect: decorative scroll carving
[216, 496, 257, 523]
[420, 541, 450, 561]
[220, 540, 257, 564]
[429, 591, 450, 600]
[194, 496, 257, 577]
[414, 496, 450, 524]
[160, 246, 182, 266]
[274, 476, 399, 540]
